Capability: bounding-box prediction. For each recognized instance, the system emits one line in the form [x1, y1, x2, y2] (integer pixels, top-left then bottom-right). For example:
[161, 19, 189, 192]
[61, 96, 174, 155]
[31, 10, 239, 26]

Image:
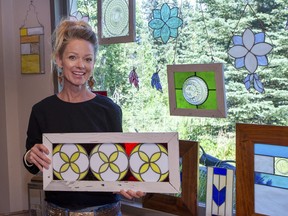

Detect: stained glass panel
[205, 167, 234, 216]
[52, 142, 168, 182]
[102, 0, 129, 38]
[174, 71, 217, 109]
[98, 0, 135, 44]
[148, 3, 183, 44]
[43, 132, 180, 193]
[20, 26, 44, 74]
[167, 64, 227, 117]
[228, 28, 273, 93]
[254, 143, 288, 215]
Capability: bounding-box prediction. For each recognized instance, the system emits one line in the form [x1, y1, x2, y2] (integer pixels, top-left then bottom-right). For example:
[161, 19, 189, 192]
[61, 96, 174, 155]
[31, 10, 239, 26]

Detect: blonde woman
[23, 19, 144, 215]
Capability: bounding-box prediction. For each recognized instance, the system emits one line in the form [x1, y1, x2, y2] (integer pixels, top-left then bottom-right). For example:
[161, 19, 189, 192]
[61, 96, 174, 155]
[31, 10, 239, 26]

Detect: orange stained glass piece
[21, 54, 40, 73]
[21, 35, 39, 43]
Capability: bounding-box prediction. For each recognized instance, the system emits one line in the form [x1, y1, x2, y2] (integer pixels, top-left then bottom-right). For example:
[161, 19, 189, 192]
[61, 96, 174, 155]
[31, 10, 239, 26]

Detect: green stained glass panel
[174, 71, 217, 109]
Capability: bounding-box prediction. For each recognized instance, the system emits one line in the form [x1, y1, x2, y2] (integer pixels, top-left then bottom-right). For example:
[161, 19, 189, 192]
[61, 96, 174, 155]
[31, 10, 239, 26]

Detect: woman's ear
[55, 54, 63, 69]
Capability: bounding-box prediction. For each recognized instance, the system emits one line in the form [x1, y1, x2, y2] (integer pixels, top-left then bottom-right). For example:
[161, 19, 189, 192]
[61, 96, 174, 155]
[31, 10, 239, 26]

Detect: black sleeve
[113, 104, 123, 132]
[23, 107, 41, 174]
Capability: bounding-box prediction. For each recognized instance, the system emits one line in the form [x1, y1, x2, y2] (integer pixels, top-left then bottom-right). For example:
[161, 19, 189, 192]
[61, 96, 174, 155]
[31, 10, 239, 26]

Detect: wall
[0, 0, 53, 213]
[0, 0, 10, 211]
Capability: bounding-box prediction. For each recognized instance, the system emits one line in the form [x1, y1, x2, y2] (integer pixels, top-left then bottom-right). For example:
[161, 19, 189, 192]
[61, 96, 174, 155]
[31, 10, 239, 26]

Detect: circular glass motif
[275, 158, 288, 176]
[90, 143, 128, 181]
[129, 143, 169, 182]
[103, 0, 129, 36]
[182, 76, 208, 105]
[53, 144, 89, 181]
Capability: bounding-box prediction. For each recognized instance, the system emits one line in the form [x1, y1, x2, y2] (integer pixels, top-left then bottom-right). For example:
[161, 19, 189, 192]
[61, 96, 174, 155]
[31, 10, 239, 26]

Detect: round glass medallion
[182, 77, 208, 105]
[103, 0, 129, 36]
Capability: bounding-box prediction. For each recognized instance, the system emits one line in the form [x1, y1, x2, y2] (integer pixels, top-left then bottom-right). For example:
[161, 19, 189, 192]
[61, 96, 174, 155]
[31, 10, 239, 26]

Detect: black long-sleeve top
[24, 94, 122, 209]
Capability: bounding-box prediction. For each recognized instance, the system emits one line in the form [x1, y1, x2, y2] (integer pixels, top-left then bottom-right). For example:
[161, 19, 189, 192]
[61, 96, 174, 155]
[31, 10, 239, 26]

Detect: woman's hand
[26, 144, 51, 172]
[119, 189, 146, 200]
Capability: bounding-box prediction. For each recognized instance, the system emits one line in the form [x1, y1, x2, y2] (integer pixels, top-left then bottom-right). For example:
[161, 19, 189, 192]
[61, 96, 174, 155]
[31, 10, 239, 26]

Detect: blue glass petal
[253, 73, 264, 93]
[232, 35, 243, 45]
[148, 19, 165, 29]
[249, 73, 254, 82]
[161, 24, 171, 44]
[161, 3, 171, 22]
[170, 28, 178, 38]
[170, 7, 179, 17]
[255, 32, 265, 44]
[166, 17, 183, 28]
[235, 57, 245, 68]
[257, 56, 268, 66]
[153, 29, 161, 38]
[244, 74, 251, 90]
[153, 9, 161, 19]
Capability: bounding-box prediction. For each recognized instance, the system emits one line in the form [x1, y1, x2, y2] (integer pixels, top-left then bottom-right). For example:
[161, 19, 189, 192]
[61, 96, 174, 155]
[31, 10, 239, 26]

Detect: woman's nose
[76, 59, 85, 68]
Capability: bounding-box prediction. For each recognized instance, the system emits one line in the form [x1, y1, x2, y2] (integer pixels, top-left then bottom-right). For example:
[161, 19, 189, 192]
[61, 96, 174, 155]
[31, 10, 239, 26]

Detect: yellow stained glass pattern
[20, 26, 44, 74]
[129, 143, 169, 182]
[90, 143, 129, 181]
[52, 144, 89, 181]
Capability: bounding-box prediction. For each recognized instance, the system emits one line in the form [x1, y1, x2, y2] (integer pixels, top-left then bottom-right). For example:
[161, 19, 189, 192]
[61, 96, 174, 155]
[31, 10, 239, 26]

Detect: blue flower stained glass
[148, 3, 183, 44]
[228, 28, 273, 93]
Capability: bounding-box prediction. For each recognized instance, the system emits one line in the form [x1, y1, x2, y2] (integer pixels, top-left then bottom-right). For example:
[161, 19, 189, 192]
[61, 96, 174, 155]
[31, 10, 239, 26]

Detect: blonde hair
[52, 19, 98, 62]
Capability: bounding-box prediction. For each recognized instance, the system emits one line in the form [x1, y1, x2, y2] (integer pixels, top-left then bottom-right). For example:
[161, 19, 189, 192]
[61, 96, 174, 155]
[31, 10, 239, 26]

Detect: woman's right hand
[26, 144, 51, 172]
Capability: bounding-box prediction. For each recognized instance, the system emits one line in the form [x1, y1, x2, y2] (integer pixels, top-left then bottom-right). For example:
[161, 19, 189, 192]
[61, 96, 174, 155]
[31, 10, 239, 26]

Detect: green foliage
[76, 0, 288, 160]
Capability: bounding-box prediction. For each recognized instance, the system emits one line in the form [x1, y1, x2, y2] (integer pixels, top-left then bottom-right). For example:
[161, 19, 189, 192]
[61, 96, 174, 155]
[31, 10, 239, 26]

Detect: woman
[23, 19, 144, 215]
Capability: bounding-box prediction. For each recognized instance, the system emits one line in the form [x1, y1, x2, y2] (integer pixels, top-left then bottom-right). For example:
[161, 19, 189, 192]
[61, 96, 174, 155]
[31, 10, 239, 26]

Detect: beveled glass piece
[182, 77, 208, 105]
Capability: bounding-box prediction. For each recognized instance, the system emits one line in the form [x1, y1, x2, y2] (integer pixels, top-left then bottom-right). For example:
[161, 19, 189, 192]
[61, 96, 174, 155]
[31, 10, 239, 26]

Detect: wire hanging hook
[21, 0, 43, 28]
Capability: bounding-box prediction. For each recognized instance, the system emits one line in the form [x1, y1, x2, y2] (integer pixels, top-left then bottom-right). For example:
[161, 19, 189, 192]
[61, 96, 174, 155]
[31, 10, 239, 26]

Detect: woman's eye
[85, 58, 93, 62]
[69, 56, 76, 60]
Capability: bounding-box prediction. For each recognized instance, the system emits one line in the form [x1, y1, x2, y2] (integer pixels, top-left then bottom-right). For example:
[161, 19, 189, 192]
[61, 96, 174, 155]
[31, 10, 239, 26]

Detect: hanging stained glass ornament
[69, 11, 89, 22]
[129, 67, 139, 90]
[151, 69, 163, 93]
[97, 0, 136, 44]
[228, 28, 273, 93]
[148, 3, 183, 44]
[20, 0, 45, 74]
[206, 167, 234, 216]
[167, 63, 227, 118]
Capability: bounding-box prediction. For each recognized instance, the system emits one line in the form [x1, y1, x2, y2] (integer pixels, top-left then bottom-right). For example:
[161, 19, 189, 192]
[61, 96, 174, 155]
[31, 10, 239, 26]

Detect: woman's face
[56, 39, 95, 88]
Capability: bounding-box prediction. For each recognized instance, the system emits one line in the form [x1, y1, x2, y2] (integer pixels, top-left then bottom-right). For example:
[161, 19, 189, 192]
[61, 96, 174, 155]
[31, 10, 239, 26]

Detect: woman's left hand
[119, 189, 146, 199]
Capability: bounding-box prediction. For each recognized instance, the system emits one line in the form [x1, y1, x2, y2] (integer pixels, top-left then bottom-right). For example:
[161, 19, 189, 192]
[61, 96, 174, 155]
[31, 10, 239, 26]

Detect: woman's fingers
[119, 189, 146, 199]
[28, 144, 51, 171]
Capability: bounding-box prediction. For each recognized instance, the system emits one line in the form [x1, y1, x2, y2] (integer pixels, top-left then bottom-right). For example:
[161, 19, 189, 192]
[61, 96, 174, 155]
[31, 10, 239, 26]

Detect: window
[53, 0, 288, 213]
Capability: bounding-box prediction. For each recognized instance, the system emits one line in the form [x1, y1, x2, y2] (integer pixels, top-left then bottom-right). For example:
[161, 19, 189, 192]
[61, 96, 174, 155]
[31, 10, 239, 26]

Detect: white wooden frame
[43, 132, 180, 193]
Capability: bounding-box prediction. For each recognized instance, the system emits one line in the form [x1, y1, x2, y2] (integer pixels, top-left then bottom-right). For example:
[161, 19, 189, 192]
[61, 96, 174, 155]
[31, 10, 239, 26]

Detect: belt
[46, 202, 121, 216]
